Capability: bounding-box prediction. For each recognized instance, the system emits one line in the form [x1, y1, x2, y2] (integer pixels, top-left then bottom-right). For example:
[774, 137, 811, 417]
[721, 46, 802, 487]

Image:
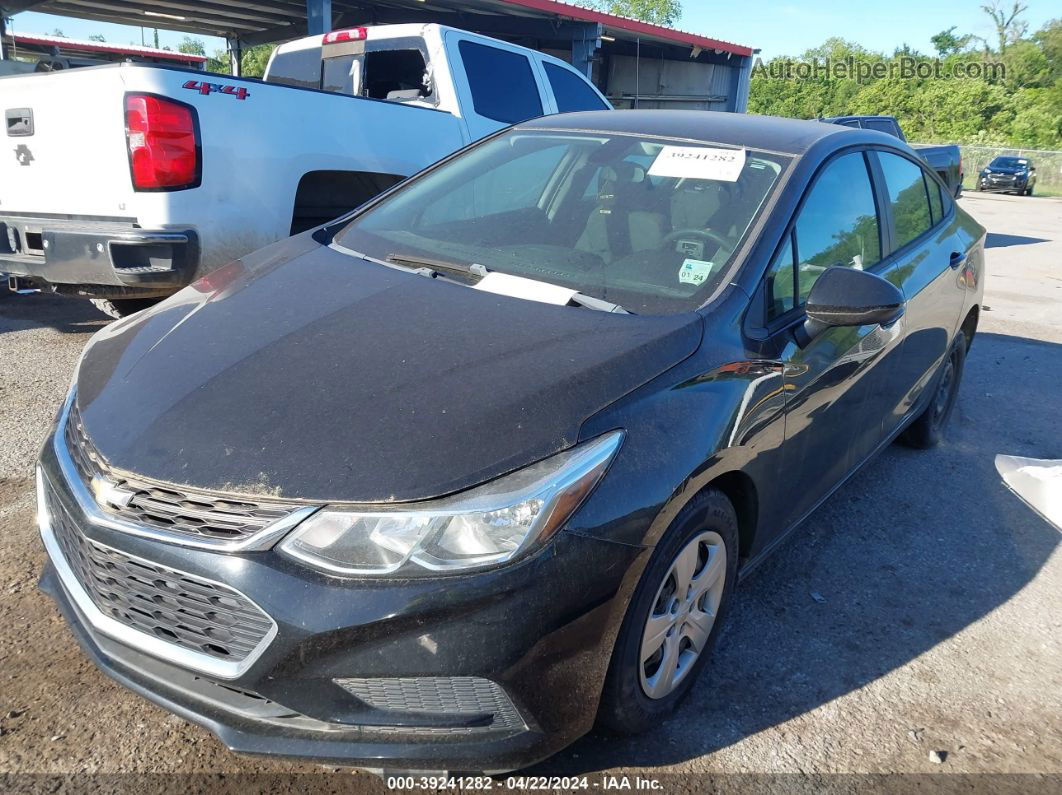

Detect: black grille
[335, 677, 525, 734]
[48, 485, 273, 662]
[65, 400, 299, 542]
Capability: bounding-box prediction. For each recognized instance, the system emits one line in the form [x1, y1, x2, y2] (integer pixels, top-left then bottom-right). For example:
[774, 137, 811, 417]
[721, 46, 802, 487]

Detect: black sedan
[35, 111, 985, 774]
[977, 156, 1037, 195]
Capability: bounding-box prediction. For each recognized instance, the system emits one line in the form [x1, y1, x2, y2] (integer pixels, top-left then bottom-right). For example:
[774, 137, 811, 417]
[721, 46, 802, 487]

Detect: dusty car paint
[37, 110, 986, 772]
[75, 237, 702, 502]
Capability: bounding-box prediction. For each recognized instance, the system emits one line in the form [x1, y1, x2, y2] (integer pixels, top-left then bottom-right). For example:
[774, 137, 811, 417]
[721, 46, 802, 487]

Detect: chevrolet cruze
[36, 111, 985, 773]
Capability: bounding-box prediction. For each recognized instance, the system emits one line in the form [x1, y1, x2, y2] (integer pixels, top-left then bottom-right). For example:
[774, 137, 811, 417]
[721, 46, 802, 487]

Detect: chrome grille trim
[37, 467, 277, 679]
[54, 392, 317, 552]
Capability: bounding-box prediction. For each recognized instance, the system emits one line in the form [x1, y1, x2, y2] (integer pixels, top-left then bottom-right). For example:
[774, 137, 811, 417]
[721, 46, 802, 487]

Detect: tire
[89, 297, 160, 320]
[900, 338, 966, 449]
[597, 488, 739, 735]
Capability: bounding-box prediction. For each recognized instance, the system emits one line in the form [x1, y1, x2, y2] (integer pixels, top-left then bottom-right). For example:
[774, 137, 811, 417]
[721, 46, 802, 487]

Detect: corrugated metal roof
[6, 31, 208, 63]
[5, 0, 752, 55]
[499, 0, 752, 56]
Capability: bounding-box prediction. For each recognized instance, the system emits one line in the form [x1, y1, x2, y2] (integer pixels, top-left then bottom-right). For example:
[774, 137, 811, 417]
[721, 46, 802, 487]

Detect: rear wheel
[900, 338, 965, 449]
[597, 488, 738, 735]
[89, 297, 160, 319]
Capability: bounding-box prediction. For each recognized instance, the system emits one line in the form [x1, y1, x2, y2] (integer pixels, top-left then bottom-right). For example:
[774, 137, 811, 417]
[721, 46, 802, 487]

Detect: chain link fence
[912, 144, 1062, 195]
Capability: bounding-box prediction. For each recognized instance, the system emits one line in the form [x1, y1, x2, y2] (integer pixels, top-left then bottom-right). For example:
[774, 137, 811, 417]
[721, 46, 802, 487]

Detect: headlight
[278, 431, 623, 576]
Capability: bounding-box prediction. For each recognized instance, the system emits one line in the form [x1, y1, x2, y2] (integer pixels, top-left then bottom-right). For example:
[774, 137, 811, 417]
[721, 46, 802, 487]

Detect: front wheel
[597, 488, 739, 735]
[900, 338, 966, 449]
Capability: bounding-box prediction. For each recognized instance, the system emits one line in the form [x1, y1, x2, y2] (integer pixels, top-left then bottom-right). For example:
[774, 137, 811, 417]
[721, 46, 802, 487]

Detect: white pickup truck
[0, 23, 610, 316]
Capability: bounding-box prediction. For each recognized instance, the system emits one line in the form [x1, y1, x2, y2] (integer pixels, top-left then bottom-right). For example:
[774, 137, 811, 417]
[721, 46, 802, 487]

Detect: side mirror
[796, 266, 905, 346]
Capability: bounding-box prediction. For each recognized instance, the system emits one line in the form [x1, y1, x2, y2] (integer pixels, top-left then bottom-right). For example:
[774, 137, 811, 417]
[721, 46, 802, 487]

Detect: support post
[306, 0, 332, 36]
[228, 38, 242, 77]
[0, 13, 7, 61]
[569, 22, 602, 79]
[732, 53, 754, 113]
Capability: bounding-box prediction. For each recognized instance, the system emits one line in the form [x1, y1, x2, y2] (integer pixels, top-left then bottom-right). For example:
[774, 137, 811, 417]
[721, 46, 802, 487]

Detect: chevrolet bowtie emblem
[90, 476, 136, 510]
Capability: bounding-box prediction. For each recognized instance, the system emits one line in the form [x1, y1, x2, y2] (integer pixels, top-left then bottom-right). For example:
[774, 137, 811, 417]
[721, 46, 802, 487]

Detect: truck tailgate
[0, 66, 133, 217]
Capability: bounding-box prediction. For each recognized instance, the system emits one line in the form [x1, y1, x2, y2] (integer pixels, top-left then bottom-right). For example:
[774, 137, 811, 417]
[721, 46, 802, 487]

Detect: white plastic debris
[995, 455, 1062, 531]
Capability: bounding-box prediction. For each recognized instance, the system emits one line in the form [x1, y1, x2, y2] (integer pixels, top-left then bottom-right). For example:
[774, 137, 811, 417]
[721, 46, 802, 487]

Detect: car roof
[519, 110, 887, 155]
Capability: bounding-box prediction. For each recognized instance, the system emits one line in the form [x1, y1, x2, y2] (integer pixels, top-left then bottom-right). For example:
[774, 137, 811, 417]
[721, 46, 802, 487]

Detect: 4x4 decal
[182, 81, 251, 100]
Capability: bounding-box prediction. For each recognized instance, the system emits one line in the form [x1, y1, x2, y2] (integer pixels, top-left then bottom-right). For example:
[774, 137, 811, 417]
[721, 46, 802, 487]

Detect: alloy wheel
[931, 353, 957, 426]
[639, 530, 727, 699]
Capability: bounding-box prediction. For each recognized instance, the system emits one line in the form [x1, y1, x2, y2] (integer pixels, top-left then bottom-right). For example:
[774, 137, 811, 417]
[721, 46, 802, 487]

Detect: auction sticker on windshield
[678, 258, 715, 286]
[648, 146, 746, 181]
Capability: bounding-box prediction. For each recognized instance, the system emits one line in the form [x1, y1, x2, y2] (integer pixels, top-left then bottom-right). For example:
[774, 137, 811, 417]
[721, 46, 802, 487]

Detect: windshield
[335, 129, 790, 315]
[990, 157, 1028, 169]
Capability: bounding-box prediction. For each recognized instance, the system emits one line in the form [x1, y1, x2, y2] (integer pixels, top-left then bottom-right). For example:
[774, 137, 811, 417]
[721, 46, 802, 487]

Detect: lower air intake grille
[49, 485, 274, 662]
[335, 677, 524, 734]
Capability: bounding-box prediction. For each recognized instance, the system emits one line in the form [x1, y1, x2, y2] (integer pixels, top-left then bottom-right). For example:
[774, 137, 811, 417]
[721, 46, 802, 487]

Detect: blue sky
[679, 0, 1056, 57]
[9, 11, 228, 54]
[9, 2, 1058, 59]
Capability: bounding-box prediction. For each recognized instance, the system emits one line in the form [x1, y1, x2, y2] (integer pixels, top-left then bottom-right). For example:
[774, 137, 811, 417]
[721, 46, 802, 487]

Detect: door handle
[949, 251, 967, 270]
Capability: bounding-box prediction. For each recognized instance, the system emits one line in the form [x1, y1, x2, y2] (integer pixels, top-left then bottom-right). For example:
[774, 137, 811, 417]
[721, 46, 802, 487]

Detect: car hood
[74, 241, 702, 503]
[985, 166, 1024, 175]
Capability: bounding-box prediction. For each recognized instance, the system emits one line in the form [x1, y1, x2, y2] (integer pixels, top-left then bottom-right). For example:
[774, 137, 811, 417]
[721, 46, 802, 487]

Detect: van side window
[458, 41, 543, 124]
[878, 153, 934, 248]
[543, 63, 608, 112]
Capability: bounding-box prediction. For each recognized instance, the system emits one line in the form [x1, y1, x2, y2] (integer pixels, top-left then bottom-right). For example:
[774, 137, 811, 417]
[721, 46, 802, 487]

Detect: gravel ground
[0, 192, 1059, 792]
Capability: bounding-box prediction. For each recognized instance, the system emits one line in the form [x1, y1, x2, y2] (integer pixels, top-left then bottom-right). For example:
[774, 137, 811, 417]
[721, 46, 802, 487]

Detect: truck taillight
[323, 27, 367, 44]
[125, 94, 200, 191]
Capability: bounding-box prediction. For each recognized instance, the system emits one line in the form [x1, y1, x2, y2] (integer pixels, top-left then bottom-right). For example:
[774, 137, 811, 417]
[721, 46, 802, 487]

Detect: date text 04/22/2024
[385, 775, 665, 790]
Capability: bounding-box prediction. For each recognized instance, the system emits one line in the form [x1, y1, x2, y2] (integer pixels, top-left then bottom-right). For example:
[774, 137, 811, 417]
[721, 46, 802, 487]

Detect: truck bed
[1, 62, 466, 273]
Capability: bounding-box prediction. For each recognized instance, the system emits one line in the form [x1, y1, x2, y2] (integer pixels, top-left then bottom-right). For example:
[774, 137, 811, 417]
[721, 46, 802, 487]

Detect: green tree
[748, 17, 1062, 150]
[87, 34, 106, 43]
[203, 43, 276, 78]
[931, 26, 973, 56]
[981, 0, 1028, 53]
[240, 43, 276, 78]
[178, 36, 206, 56]
[578, 0, 682, 27]
[207, 49, 230, 75]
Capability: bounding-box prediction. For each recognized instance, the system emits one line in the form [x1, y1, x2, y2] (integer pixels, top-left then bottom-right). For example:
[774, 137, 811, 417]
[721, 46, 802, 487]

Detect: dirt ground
[0, 192, 1059, 793]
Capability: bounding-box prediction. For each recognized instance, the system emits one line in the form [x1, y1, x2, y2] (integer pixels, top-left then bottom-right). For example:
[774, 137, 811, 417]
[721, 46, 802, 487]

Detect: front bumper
[978, 175, 1027, 192]
[1, 215, 198, 294]
[35, 437, 643, 772]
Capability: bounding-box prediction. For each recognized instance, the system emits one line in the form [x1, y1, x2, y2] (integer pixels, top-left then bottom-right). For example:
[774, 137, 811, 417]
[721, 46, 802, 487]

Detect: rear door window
[458, 40, 543, 124]
[878, 153, 934, 249]
[926, 176, 945, 225]
[543, 63, 608, 112]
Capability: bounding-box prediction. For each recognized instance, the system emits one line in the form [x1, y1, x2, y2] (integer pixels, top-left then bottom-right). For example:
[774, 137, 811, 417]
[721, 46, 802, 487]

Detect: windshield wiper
[569, 292, 632, 314]
[386, 253, 488, 281]
[386, 252, 631, 313]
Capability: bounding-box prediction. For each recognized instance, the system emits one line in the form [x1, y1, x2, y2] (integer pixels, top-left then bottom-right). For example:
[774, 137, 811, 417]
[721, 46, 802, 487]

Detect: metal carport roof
[0, 0, 751, 54]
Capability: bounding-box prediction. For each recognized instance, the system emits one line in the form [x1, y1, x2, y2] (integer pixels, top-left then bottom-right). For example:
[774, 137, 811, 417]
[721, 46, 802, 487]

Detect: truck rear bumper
[0, 215, 198, 294]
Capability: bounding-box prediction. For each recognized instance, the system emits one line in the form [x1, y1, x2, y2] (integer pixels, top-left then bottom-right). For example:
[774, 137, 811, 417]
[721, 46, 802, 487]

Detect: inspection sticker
[678, 258, 714, 286]
[648, 145, 746, 181]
